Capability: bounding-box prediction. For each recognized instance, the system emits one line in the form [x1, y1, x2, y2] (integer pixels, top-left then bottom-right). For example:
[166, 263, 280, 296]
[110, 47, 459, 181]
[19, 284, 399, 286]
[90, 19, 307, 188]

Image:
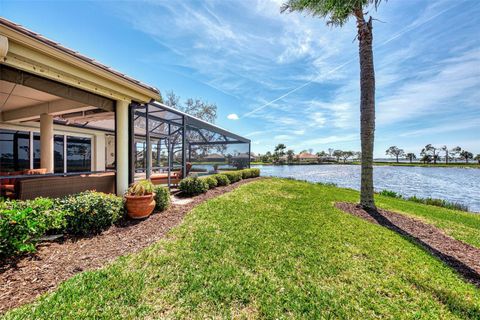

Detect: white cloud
[227, 113, 239, 120]
[378, 49, 480, 125]
[305, 134, 358, 146]
[274, 134, 293, 141]
[309, 112, 327, 127]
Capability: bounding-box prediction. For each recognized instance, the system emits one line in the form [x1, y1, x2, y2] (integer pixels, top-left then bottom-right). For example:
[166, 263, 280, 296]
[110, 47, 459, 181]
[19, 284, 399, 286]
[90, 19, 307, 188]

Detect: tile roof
[0, 17, 160, 95]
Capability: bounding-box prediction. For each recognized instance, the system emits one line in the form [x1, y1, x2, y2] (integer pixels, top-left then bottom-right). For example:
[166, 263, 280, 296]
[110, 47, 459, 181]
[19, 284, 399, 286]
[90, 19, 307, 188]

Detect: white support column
[40, 113, 54, 173]
[94, 133, 106, 172]
[116, 100, 129, 195]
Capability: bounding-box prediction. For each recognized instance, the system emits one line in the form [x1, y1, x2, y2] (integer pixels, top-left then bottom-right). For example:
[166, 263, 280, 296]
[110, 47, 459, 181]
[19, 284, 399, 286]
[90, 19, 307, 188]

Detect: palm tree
[405, 153, 416, 163]
[286, 149, 295, 163]
[281, 0, 383, 209]
[273, 144, 287, 163]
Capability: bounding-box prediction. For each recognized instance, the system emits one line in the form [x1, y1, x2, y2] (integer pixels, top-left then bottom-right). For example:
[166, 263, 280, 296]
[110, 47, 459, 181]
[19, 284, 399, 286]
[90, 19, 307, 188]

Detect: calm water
[253, 164, 480, 213]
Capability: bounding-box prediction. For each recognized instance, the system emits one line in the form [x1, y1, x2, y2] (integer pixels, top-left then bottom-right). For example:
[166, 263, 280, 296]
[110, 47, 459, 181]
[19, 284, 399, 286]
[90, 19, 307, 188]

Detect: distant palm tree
[281, 0, 385, 210]
[286, 149, 295, 163]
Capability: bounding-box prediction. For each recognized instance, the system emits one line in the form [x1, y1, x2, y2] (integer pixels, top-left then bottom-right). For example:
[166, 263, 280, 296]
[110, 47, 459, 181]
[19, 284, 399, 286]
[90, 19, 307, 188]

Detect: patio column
[116, 100, 129, 195]
[40, 113, 54, 173]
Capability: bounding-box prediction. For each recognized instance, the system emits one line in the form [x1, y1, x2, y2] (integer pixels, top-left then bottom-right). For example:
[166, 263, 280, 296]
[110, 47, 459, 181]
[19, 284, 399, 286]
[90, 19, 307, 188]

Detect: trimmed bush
[58, 191, 124, 235]
[201, 176, 218, 189]
[241, 168, 260, 179]
[0, 198, 66, 257]
[223, 171, 243, 183]
[154, 186, 170, 212]
[212, 174, 230, 186]
[179, 177, 209, 196]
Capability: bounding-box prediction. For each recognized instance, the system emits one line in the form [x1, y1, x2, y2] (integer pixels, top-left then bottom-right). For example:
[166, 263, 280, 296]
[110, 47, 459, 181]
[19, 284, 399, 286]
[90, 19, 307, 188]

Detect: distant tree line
[385, 144, 480, 164]
[256, 144, 480, 165]
[257, 144, 361, 164]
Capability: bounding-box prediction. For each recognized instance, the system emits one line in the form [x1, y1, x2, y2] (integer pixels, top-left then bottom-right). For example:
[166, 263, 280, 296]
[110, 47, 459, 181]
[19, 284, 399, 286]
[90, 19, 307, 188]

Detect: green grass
[376, 195, 480, 248]
[3, 179, 480, 319]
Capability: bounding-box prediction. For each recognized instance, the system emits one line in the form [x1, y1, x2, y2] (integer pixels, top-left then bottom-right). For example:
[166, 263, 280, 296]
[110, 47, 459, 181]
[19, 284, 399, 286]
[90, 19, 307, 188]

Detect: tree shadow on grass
[336, 202, 480, 319]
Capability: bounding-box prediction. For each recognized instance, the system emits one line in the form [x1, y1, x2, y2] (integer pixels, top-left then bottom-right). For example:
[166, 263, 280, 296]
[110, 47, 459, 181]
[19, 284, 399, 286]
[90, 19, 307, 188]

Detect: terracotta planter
[125, 193, 156, 219]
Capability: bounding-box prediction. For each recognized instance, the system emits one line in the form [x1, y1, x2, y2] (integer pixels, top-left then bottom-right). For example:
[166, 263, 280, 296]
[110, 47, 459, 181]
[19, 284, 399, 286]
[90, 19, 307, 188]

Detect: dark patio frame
[128, 100, 251, 187]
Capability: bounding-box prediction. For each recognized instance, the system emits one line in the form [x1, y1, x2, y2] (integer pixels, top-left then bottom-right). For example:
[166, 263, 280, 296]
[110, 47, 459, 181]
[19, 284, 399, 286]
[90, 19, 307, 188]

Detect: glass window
[135, 138, 146, 172]
[0, 129, 30, 172]
[54, 135, 65, 173]
[33, 132, 41, 169]
[66, 136, 91, 172]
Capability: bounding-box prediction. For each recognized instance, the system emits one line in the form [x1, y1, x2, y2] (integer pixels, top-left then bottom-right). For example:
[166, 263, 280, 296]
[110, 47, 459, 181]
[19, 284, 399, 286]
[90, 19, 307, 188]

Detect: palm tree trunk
[356, 12, 376, 210]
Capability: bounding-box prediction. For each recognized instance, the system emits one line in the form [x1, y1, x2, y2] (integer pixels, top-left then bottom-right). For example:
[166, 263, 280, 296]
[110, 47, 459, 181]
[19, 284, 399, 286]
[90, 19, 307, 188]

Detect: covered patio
[0, 18, 250, 200]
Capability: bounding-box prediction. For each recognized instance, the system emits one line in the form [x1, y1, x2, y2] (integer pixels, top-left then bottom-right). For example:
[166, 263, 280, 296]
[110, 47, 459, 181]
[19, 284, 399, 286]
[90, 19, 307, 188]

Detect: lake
[253, 164, 480, 213]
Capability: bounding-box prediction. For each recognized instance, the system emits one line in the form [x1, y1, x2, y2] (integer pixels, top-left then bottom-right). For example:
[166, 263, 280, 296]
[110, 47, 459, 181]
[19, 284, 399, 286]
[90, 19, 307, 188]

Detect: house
[296, 152, 318, 163]
[203, 153, 226, 162]
[0, 18, 250, 199]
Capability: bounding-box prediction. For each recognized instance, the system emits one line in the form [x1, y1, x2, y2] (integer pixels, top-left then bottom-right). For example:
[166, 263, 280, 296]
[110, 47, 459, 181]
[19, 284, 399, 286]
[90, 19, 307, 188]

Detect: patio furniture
[150, 163, 192, 186]
[0, 169, 48, 199]
[15, 172, 115, 200]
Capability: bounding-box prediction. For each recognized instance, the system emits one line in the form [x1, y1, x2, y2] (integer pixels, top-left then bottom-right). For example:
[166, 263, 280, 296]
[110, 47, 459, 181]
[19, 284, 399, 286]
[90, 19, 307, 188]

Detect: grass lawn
[3, 179, 479, 319]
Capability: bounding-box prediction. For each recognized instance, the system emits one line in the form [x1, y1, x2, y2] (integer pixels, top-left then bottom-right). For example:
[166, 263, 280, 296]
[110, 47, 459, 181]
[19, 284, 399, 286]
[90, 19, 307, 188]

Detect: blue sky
[2, 0, 479, 157]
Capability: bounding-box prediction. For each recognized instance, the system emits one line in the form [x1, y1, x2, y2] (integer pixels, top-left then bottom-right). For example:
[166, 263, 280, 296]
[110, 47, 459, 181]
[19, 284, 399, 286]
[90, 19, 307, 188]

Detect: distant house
[204, 153, 226, 162]
[296, 153, 318, 162]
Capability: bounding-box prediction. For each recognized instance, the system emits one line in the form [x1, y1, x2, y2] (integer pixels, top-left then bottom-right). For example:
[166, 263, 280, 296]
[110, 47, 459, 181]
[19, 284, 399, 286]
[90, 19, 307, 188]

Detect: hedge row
[0, 187, 171, 258]
[179, 168, 260, 196]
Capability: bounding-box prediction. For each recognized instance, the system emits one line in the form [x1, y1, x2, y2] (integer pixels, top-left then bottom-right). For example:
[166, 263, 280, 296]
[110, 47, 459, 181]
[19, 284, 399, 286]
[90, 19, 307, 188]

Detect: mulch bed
[335, 202, 480, 287]
[0, 178, 262, 313]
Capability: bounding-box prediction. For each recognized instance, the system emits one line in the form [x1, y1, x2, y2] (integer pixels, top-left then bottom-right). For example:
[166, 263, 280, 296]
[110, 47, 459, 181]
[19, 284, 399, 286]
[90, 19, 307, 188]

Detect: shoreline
[251, 162, 480, 169]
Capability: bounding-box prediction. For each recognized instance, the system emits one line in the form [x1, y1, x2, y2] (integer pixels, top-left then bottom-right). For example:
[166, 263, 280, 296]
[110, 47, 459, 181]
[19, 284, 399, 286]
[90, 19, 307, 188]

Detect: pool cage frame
[128, 101, 251, 187]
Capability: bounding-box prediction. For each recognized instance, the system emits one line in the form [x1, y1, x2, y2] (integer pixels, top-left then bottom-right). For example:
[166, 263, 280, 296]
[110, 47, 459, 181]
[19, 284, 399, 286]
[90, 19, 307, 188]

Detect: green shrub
[212, 174, 230, 186]
[223, 171, 242, 183]
[0, 198, 66, 257]
[154, 186, 170, 212]
[407, 196, 469, 212]
[379, 190, 402, 198]
[201, 176, 218, 189]
[315, 181, 337, 187]
[179, 177, 209, 196]
[58, 191, 124, 236]
[240, 168, 260, 179]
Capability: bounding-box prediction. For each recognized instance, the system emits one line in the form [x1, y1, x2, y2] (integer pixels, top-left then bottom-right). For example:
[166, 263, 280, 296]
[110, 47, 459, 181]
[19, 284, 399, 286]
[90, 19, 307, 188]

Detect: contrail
[241, 3, 459, 118]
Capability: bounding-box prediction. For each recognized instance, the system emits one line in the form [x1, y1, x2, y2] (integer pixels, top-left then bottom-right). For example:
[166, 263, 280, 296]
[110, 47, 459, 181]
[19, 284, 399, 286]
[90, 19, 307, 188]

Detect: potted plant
[124, 180, 156, 219]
